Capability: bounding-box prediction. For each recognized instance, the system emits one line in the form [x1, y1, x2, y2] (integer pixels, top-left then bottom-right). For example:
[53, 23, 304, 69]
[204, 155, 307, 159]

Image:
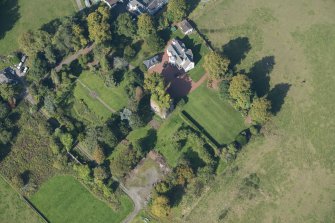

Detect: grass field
[0, 0, 76, 55]
[31, 175, 133, 223]
[0, 177, 42, 223]
[73, 71, 128, 121]
[184, 84, 246, 145]
[183, 0, 335, 222]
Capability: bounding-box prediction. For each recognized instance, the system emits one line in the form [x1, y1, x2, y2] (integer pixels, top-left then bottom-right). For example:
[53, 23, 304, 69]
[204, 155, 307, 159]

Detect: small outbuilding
[143, 55, 162, 70]
[178, 20, 194, 35]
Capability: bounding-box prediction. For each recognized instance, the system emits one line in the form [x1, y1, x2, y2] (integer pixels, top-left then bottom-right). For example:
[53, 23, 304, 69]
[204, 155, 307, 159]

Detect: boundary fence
[0, 174, 49, 223]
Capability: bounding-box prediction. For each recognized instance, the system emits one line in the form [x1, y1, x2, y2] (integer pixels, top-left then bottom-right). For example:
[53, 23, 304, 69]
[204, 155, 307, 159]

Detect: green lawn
[0, 177, 42, 223]
[30, 175, 133, 223]
[0, 0, 76, 55]
[73, 71, 128, 121]
[184, 84, 247, 145]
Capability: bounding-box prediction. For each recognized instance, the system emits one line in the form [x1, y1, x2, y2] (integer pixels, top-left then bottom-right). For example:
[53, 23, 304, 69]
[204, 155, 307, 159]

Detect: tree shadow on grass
[267, 83, 291, 115]
[249, 56, 275, 97]
[0, 0, 20, 40]
[222, 37, 251, 69]
[187, 0, 201, 15]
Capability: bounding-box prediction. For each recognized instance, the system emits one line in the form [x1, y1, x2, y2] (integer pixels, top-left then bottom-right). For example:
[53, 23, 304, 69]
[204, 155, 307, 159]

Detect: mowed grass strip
[0, 0, 76, 54]
[30, 175, 133, 223]
[184, 84, 246, 145]
[0, 177, 43, 223]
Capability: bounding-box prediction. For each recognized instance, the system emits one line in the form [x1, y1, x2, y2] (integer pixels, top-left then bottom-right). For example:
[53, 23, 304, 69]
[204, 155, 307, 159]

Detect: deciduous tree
[93, 146, 106, 164]
[60, 133, 73, 151]
[249, 97, 271, 124]
[229, 74, 252, 110]
[116, 13, 137, 38]
[94, 166, 110, 181]
[151, 195, 171, 218]
[167, 0, 188, 22]
[137, 14, 155, 38]
[203, 51, 230, 80]
[87, 6, 111, 43]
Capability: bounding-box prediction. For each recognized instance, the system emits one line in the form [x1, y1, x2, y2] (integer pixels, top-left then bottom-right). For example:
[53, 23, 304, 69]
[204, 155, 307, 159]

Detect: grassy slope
[0, 177, 42, 223]
[184, 84, 246, 145]
[185, 0, 335, 222]
[0, 0, 76, 54]
[31, 175, 133, 223]
[73, 71, 128, 120]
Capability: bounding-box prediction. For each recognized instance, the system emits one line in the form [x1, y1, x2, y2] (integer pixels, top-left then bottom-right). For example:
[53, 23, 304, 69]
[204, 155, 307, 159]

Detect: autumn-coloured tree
[174, 164, 194, 186]
[151, 195, 171, 218]
[203, 51, 230, 80]
[229, 74, 252, 110]
[87, 6, 111, 43]
[93, 146, 106, 164]
[249, 97, 272, 124]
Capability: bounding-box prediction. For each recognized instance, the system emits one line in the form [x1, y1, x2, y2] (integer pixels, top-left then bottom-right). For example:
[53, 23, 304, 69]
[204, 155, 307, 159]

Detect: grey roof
[143, 55, 161, 69]
[128, 0, 168, 15]
[167, 39, 193, 70]
[178, 20, 193, 34]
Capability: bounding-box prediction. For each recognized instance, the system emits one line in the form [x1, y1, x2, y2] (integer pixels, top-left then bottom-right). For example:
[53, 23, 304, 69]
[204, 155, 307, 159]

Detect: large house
[127, 0, 168, 15]
[166, 39, 195, 72]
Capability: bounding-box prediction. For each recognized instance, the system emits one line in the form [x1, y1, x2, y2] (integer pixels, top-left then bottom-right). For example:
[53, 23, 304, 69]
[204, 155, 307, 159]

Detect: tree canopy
[229, 74, 252, 110]
[137, 14, 155, 38]
[167, 0, 188, 22]
[249, 97, 272, 124]
[87, 6, 111, 43]
[144, 72, 171, 110]
[151, 195, 171, 218]
[116, 13, 137, 38]
[203, 51, 230, 80]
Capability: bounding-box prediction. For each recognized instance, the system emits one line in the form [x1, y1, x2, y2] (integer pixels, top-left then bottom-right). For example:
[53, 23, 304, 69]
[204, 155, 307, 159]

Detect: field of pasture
[184, 0, 335, 222]
[0, 0, 76, 54]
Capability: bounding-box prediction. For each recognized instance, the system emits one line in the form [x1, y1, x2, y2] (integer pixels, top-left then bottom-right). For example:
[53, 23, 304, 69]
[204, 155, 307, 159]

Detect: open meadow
[183, 0, 335, 222]
[0, 0, 76, 54]
[0, 177, 42, 223]
[31, 175, 133, 223]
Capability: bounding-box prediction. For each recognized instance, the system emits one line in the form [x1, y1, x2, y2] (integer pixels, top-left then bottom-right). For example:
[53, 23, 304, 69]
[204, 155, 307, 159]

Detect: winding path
[119, 183, 143, 223]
